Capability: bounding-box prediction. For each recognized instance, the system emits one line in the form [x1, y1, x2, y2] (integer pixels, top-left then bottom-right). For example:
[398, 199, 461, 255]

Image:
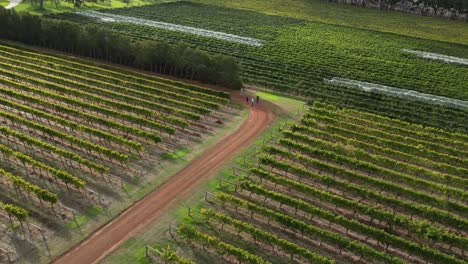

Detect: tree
[0, 9, 243, 89]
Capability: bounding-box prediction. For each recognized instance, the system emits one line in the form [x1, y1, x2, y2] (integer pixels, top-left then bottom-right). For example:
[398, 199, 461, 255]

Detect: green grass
[118, 238, 151, 264]
[192, 0, 468, 45]
[0, 0, 8, 7]
[100, 90, 305, 264]
[66, 205, 104, 230]
[262, 90, 306, 115]
[160, 147, 190, 161]
[256, 91, 279, 102]
[7, 0, 173, 14]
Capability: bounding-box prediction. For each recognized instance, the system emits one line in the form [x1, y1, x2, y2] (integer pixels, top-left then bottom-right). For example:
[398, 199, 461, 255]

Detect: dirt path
[52, 92, 276, 264]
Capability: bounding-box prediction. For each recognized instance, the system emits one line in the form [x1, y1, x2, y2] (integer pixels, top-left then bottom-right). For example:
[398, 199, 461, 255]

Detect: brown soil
[52, 91, 276, 264]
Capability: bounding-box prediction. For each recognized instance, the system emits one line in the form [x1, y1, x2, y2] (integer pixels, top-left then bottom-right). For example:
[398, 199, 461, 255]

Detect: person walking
[246, 96, 249, 104]
[256, 95, 259, 104]
[251, 97, 255, 106]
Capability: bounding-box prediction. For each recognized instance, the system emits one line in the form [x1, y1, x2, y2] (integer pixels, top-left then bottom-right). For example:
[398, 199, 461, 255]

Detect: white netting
[402, 49, 468, 66]
[325, 77, 468, 110]
[76, 10, 264, 47]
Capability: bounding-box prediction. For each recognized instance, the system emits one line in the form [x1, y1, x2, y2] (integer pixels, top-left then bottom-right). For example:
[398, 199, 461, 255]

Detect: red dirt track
[52, 92, 275, 264]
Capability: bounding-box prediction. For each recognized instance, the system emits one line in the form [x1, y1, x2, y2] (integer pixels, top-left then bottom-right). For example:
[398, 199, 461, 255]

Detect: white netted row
[325, 77, 468, 110]
[76, 10, 264, 47]
[402, 49, 468, 66]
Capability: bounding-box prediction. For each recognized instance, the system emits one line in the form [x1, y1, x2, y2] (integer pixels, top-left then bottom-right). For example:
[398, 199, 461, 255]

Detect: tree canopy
[0, 7, 242, 89]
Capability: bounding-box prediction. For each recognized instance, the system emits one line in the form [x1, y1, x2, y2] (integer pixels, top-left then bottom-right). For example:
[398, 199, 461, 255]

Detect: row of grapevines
[301, 116, 466, 169]
[0, 92, 141, 151]
[339, 110, 468, 149]
[0, 44, 230, 102]
[201, 209, 333, 263]
[248, 167, 466, 248]
[332, 103, 468, 143]
[0, 60, 200, 122]
[0, 168, 57, 204]
[282, 130, 466, 188]
[0, 124, 107, 173]
[0, 65, 190, 128]
[152, 246, 195, 264]
[240, 180, 467, 260]
[0, 51, 214, 114]
[258, 154, 467, 229]
[307, 106, 466, 159]
[0, 108, 128, 161]
[273, 139, 467, 208]
[0, 202, 28, 222]
[0, 77, 175, 135]
[249, 74, 468, 133]
[0, 87, 161, 144]
[0, 143, 85, 188]
[177, 224, 269, 264]
[286, 125, 468, 181]
[214, 193, 405, 264]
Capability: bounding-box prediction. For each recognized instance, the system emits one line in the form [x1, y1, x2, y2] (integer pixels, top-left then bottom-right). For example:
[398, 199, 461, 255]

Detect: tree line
[386, 0, 467, 11]
[0, 7, 242, 89]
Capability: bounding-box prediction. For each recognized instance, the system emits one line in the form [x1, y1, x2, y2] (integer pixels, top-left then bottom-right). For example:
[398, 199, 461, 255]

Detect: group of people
[240, 88, 260, 106]
[246, 95, 259, 106]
